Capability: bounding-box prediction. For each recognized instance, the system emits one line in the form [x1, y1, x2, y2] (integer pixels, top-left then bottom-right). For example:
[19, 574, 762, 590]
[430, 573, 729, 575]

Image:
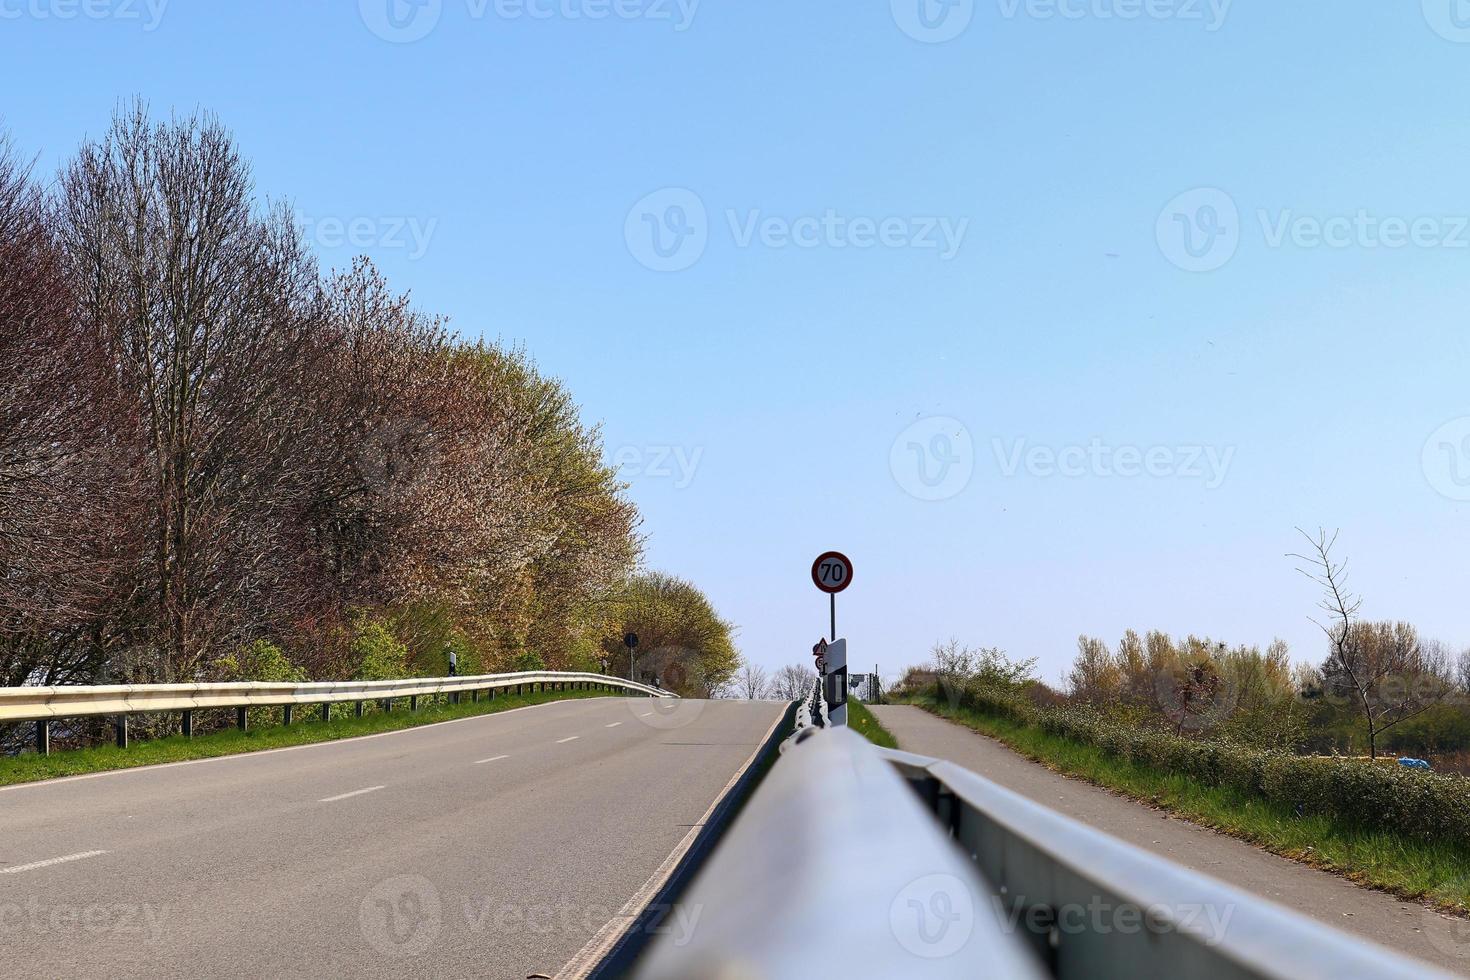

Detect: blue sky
[6, 1, 1470, 684]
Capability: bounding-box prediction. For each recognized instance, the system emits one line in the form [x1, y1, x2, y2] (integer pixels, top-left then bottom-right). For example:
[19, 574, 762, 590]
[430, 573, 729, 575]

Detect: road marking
[639, 712, 653, 717]
[0, 850, 109, 875]
[319, 785, 384, 803]
[473, 755, 509, 765]
[605, 722, 622, 728]
[556, 736, 580, 744]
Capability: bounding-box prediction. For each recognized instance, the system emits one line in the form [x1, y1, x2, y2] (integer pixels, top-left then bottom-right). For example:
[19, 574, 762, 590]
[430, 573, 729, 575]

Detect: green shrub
[946, 680, 1470, 843]
[212, 640, 308, 728]
[511, 650, 545, 672]
[351, 618, 409, 681]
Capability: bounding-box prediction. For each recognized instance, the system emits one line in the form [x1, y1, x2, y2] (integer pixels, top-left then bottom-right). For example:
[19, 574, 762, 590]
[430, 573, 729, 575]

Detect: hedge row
[947, 681, 1470, 843]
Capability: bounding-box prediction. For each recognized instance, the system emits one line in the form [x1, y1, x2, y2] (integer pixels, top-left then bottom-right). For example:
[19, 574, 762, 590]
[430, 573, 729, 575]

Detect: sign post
[811, 552, 853, 727]
[624, 632, 639, 681]
[810, 551, 853, 641]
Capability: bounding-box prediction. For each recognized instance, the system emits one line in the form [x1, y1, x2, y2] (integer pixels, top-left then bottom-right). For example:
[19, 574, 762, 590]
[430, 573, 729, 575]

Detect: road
[0, 696, 785, 979]
[870, 704, 1470, 975]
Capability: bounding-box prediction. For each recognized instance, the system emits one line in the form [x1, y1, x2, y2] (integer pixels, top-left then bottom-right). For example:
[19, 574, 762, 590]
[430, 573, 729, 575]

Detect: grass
[847, 699, 898, 748]
[903, 693, 1470, 912]
[0, 687, 617, 789]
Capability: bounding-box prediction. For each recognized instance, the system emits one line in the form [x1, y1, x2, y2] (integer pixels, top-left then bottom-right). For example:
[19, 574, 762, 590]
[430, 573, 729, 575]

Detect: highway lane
[870, 704, 1470, 975]
[0, 696, 786, 979]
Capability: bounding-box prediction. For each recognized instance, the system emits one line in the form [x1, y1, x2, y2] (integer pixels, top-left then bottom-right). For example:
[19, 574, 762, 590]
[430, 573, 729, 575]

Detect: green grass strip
[847, 699, 898, 749]
[1, 687, 618, 789]
[904, 694, 1470, 912]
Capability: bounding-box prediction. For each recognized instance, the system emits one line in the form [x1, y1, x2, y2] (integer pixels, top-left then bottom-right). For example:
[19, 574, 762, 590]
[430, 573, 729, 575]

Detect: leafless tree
[768, 663, 815, 700]
[734, 662, 768, 700]
[0, 131, 139, 689]
[58, 103, 325, 679]
[1291, 528, 1454, 758]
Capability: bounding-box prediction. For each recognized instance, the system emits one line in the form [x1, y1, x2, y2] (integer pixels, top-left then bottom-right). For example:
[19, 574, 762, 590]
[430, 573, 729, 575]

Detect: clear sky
[6, 1, 1470, 685]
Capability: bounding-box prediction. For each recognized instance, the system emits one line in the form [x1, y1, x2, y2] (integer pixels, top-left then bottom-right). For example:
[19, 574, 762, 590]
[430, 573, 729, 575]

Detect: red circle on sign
[811, 551, 853, 594]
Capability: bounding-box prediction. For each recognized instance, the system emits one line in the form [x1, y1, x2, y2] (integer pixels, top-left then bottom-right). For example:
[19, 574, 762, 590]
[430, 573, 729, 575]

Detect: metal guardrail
[636, 726, 1452, 979]
[2, 671, 672, 754]
[782, 677, 825, 752]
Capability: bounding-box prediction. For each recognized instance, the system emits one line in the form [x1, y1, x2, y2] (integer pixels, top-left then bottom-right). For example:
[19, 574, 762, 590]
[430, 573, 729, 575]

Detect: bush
[212, 640, 308, 729]
[943, 679, 1470, 843]
[511, 650, 545, 673]
[351, 618, 409, 681]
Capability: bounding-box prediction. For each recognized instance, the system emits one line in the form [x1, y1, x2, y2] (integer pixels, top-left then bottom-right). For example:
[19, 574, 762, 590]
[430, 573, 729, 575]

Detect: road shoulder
[869, 703, 1466, 975]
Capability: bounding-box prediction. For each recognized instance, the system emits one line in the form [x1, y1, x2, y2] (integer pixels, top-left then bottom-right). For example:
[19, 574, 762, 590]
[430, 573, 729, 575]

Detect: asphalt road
[0, 696, 785, 979]
[870, 704, 1470, 975]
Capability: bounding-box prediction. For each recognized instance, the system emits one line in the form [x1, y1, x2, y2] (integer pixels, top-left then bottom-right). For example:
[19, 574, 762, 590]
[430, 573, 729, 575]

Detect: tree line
[897, 531, 1470, 767]
[0, 104, 737, 747]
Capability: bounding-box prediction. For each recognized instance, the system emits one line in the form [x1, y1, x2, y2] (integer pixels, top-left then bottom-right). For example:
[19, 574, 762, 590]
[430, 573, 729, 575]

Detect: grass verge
[903, 693, 1470, 912]
[847, 699, 898, 748]
[1, 687, 616, 789]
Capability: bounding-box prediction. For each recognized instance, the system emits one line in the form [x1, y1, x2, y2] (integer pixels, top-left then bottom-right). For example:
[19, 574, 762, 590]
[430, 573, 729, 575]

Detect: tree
[0, 130, 139, 698]
[1067, 635, 1120, 704]
[735, 664, 770, 702]
[610, 572, 738, 697]
[1292, 528, 1454, 758]
[734, 662, 768, 700]
[768, 663, 815, 700]
[58, 103, 324, 680]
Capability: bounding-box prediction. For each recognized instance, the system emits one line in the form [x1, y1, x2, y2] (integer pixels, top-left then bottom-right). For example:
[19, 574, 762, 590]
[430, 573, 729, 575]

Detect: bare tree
[734, 662, 768, 700]
[768, 663, 815, 700]
[0, 131, 139, 692]
[1292, 528, 1454, 758]
[58, 103, 326, 679]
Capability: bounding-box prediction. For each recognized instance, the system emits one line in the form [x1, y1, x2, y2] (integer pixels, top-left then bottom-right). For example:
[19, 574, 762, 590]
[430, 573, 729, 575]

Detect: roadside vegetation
[0, 104, 740, 757]
[0, 686, 614, 789]
[890, 530, 1470, 912]
[847, 700, 898, 749]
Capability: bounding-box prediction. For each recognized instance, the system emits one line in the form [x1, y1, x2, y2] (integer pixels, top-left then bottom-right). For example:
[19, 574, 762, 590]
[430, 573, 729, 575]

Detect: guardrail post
[182, 710, 193, 738]
[355, 700, 364, 719]
[410, 695, 418, 712]
[321, 703, 331, 723]
[236, 707, 247, 732]
[283, 705, 294, 726]
[35, 720, 49, 756]
[452, 691, 460, 705]
[115, 715, 128, 748]
[383, 699, 392, 713]
[471, 690, 479, 703]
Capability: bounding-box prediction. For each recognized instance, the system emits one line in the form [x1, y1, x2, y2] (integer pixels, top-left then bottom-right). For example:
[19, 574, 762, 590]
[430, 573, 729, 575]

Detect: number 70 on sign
[811, 551, 852, 642]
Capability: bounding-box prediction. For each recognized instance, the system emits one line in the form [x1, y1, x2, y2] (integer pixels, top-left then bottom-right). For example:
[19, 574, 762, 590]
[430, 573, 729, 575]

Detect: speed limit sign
[811, 552, 853, 594]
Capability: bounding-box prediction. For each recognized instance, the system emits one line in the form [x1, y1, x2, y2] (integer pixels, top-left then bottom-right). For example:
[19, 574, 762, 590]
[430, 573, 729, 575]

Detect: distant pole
[830, 593, 836, 642]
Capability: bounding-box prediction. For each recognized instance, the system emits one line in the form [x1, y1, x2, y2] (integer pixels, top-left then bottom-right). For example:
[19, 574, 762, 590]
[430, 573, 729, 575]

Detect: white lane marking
[0, 698, 621, 795]
[556, 736, 580, 744]
[318, 785, 385, 803]
[0, 850, 109, 875]
[473, 755, 509, 765]
[639, 712, 653, 717]
[604, 722, 622, 728]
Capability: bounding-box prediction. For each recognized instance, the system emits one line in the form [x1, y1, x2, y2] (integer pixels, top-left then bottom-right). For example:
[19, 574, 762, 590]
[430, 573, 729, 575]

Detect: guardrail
[636, 726, 1451, 979]
[2, 671, 673, 755]
[782, 677, 825, 752]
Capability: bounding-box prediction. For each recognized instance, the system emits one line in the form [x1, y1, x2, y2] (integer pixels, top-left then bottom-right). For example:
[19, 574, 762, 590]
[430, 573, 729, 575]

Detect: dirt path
[869, 703, 1470, 975]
